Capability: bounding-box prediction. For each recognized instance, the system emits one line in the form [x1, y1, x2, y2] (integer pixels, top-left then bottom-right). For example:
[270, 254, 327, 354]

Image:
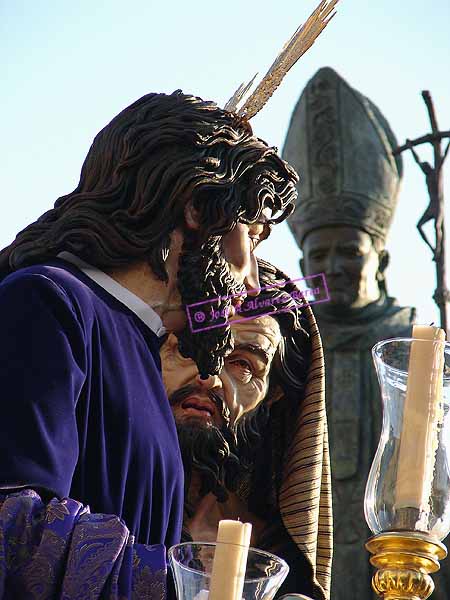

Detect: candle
[209, 520, 252, 600]
[234, 521, 252, 600]
[395, 325, 446, 513]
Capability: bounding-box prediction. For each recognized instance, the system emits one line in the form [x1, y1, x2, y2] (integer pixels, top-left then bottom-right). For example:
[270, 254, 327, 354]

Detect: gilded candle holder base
[366, 531, 447, 600]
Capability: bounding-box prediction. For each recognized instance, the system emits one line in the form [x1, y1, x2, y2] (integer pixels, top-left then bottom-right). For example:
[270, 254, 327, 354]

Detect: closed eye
[249, 236, 260, 251]
[309, 251, 326, 260]
[341, 248, 362, 258]
[249, 222, 271, 250]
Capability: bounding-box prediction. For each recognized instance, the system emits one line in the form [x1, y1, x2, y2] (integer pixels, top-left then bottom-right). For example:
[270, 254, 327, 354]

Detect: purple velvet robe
[0, 258, 184, 598]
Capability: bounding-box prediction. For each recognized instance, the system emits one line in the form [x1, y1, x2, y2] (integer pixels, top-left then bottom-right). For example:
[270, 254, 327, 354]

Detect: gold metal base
[366, 531, 447, 600]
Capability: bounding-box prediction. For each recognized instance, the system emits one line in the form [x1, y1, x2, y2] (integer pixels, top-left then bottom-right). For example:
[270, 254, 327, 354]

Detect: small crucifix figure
[394, 90, 450, 333]
[406, 137, 450, 261]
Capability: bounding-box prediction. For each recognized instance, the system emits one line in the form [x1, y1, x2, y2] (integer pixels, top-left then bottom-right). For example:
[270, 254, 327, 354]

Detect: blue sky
[1, 0, 449, 324]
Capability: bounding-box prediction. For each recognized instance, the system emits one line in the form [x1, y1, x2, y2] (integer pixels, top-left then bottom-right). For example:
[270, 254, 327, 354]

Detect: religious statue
[282, 66, 416, 600]
[0, 90, 298, 598]
[0, 3, 340, 596]
[160, 259, 332, 600]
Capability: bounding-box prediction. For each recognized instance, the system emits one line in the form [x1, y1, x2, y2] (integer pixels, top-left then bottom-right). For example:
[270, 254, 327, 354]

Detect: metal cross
[394, 91, 450, 334]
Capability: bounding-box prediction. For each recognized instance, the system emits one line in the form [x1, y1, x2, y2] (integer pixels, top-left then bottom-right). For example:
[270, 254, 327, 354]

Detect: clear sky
[1, 0, 449, 324]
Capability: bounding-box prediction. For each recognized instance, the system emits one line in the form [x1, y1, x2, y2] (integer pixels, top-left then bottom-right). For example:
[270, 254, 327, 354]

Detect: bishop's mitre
[283, 66, 403, 246]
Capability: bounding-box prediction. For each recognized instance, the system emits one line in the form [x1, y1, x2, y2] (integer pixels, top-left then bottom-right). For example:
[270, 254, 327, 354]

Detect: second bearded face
[161, 315, 282, 429]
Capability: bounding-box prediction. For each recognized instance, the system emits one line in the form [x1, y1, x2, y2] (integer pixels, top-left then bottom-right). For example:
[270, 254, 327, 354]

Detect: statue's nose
[195, 373, 223, 392]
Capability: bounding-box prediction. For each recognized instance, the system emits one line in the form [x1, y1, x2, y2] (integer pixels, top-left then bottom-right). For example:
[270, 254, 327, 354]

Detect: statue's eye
[232, 358, 252, 370]
[249, 236, 260, 250]
[341, 247, 362, 258]
[226, 356, 254, 382]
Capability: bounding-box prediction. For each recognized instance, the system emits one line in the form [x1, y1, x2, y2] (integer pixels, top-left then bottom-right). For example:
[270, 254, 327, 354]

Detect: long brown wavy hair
[0, 90, 297, 280]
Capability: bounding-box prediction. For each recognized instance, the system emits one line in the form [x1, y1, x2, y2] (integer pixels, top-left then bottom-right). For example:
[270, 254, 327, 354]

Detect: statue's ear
[184, 200, 201, 230]
[378, 249, 390, 274]
[266, 384, 284, 407]
[164, 332, 180, 351]
[299, 257, 305, 275]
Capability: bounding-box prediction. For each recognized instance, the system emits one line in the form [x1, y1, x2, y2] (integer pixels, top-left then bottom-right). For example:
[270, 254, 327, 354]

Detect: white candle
[209, 520, 252, 600]
[234, 522, 252, 600]
[395, 325, 446, 513]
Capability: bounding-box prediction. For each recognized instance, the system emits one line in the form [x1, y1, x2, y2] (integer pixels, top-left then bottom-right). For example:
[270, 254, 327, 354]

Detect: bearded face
[176, 237, 243, 381]
[161, 315, 281, 503]
[0, 93, 297, 359]
[168, 384, 239, 504]
[176, 220, 271, 378]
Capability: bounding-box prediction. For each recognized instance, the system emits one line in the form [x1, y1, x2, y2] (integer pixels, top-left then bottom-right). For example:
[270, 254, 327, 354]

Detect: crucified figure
[406, 138, 450, 260]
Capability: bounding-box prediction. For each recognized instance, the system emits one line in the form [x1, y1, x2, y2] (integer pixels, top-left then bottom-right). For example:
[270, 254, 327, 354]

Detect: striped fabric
[279, 302, 333, 600]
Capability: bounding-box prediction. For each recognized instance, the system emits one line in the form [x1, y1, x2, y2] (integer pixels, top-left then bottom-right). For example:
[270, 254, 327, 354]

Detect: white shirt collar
[57, 252, 166, 338]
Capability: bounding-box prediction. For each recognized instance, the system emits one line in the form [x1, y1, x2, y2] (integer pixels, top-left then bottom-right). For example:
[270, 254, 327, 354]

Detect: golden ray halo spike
[224, 0, 339, 120]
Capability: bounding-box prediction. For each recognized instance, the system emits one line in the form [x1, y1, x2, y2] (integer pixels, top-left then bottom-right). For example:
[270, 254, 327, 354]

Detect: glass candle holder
[168, 542, 289, 600]
[365, 337, 450, 540]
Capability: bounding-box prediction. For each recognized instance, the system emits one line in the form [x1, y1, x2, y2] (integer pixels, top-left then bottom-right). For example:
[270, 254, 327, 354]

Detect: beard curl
[176, 407, 270, 511]
[176, 235, 246, 378]
[177, 421, 242, 510]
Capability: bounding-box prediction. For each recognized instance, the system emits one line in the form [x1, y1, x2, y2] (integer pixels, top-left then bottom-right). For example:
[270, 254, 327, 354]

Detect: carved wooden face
[301, 225, 382, 310]
[160, 315, 281, 428]
[220, 221, 270, 295]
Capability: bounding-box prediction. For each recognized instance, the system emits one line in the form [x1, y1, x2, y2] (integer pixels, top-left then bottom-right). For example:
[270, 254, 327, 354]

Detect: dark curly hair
[0, 90, 297, 280]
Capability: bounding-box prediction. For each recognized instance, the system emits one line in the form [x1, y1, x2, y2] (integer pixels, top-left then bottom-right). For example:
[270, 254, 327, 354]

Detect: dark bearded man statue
[0, 91, 298, 599]
[282, 67, 416, 600]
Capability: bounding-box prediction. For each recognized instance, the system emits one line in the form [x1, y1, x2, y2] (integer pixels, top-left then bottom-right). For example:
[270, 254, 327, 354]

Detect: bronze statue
[282, 67, 416, 600]
[395, 90, 450, 333]
[407, 140, 446, 259]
